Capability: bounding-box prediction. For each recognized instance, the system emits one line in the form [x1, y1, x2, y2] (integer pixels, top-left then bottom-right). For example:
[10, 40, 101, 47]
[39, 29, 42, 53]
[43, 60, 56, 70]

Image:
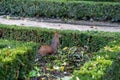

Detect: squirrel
[38, 30, 60, 56]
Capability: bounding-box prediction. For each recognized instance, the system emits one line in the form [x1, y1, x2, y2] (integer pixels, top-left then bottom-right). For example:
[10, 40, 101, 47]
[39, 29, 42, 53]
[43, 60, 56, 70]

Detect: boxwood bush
[72, 40, 120, 80]
[0, 24, 120, 80]
[0, 39, 37, 80]
[39, 0, 120, 2]
[0, 0, 120, 21]
[46, 0, 120, 1]
[0, 24, 120, 52]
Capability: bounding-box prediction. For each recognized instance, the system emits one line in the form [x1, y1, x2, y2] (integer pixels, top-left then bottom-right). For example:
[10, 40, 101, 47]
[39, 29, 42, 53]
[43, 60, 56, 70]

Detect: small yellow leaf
[6, 15, 10, 20]
[41, 78, 45, 80]
[62, 47, 68, 51]
[60, 66, 65, 71]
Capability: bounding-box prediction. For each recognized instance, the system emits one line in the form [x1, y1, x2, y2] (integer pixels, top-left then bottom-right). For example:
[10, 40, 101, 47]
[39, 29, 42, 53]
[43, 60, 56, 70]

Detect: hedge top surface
[0, 24, 120, 38]
[35, 0, 120, 2]
[31, 0, 120, 3]
[1, 0, 120, 22]
[0, 39, 36, 63]
[0, 24, 120, 53]
[72, 38, 120, 80]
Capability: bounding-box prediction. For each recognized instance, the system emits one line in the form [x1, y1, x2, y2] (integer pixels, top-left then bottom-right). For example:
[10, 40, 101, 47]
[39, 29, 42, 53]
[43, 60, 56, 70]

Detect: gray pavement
[0, 16, 120, 32]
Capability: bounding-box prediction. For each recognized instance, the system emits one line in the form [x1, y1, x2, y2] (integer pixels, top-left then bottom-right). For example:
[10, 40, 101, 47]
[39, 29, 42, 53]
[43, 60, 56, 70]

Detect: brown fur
[38, 45, 53, 56]
[38, 30, 60, 56]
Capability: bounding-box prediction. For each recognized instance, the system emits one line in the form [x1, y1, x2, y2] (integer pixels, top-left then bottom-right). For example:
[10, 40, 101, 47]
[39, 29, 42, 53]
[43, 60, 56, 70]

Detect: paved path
[0, 16, 120, 32]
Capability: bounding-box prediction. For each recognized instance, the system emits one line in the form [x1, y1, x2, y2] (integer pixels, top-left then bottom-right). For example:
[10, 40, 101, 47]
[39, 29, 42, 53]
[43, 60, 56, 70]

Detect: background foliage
[0, 24, 120, 52]
[0, 0, 120, 21]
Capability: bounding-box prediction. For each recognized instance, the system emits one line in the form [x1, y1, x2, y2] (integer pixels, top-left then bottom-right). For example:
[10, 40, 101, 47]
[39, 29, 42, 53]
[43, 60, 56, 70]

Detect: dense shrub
[0, 24, 120, 80]
[0, 0, 120, 21]
[80, 0, 120, 1]
[72, 39, 120, 80]
[0, 24, 120, 52]
[79, 0, 119, 1]
[0, 39, 37, 80]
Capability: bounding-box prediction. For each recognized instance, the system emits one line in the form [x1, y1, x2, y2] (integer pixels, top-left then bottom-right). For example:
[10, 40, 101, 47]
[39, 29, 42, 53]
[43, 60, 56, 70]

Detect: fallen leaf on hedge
[62, 47, 68, 51]
[6, 15, 10, 20]
[41, 78, 45, 80]
[60, 66, 65, 71]
[53, 66, 60, 70]
[105, 55, 109, 58]
[104, 46, 113, 52]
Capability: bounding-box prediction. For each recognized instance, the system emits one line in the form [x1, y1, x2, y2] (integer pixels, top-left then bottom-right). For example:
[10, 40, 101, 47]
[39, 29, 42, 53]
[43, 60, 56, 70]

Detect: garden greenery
[0, 39, 37, 80]
[0, 24, 120, 80]
[0, 24, 120, 52]
[0, 0, 120, 21]
[72, 40, 120, 80]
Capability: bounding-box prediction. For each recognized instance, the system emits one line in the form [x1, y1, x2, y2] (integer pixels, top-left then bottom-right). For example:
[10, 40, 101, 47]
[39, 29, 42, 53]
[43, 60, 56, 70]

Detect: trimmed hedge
[0, 24, 120, 80]
[81, 0, 120, 1]
[39, 0, 120, 2]
[0, 39, 37, 80]
[0, 24, 120, 52]
[73, 0, 120, 1]
[0, 0, 120, 21]
[72, 40, 120, 80]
